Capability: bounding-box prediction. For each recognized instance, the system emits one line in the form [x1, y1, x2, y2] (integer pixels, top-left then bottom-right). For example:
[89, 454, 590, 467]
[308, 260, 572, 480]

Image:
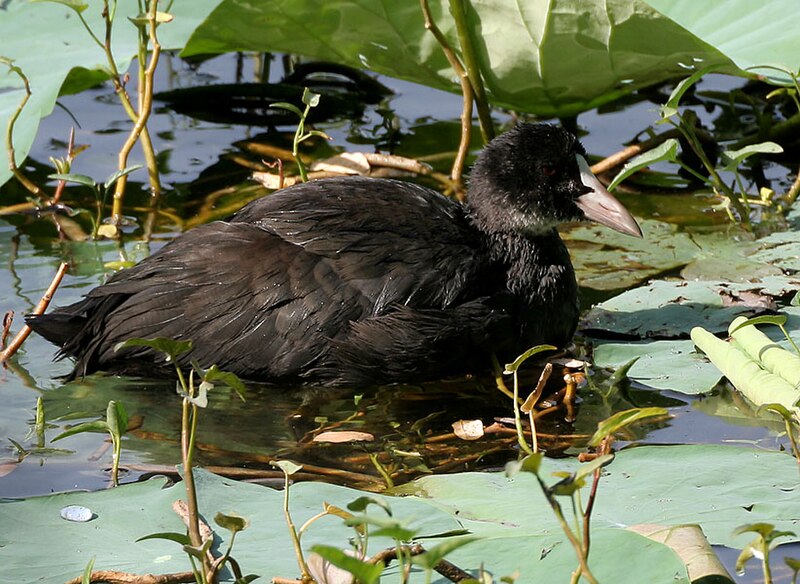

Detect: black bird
[27, 123, 641, 386]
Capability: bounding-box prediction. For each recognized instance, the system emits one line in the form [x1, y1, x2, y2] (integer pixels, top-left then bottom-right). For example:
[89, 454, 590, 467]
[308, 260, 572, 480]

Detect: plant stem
[111, 0, 163, 223]
[512, 371, 534, 455]
[449, 0, 494, 142]
[3, 64, 42, 197]
[419, 0, 472, 195]
[282, 472, 312, 582]
[534, 473, 599, 584]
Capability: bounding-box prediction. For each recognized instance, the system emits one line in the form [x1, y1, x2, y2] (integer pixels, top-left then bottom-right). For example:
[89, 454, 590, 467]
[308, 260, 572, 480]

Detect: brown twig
[371, 543, 474, 582]
[0, 262, 68, 364]
[63, 570, 196, 584]
[582, 435, 613, 555]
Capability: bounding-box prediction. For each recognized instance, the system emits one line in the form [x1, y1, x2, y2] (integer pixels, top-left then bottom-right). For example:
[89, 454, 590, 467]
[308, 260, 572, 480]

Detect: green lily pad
[582, 276, 800, 338]
[8, 444, 797, 582]
[410, 444, 800, 548]
[565, 219, 701, 291]
[592, 340, 722, 394]
[750, 230, 800, 272]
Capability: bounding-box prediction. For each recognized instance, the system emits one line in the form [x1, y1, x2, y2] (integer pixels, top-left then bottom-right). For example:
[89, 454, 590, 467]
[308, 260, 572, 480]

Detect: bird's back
[29, 177, 511, 385]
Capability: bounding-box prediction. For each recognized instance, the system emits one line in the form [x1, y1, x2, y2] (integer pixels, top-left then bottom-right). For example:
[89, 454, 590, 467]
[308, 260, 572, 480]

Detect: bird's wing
[64, 179, 493, 379]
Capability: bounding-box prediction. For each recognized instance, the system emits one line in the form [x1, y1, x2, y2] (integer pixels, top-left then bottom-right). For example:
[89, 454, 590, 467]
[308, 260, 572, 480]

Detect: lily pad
[581, 276, 800, 338]
[565, 218, 704, 291]
[592, 339, 722, 394]
[411, 444, 800, 548]
[6, 445, 798, 582]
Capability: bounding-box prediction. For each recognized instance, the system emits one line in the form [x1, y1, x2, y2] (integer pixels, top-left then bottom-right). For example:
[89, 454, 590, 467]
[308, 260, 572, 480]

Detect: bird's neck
[484, 229, 575, 301]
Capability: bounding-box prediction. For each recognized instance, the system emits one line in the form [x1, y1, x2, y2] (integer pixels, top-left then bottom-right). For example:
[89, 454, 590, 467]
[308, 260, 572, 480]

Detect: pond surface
[1, 53, 798, 582]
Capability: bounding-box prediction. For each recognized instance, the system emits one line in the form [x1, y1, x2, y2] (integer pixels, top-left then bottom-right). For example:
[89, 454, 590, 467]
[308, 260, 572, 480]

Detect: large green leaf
[644, 0, 800, 85]
[4, 445, 794, 582]
[183, 0, 738, 120]
[0, 0, 220, 189]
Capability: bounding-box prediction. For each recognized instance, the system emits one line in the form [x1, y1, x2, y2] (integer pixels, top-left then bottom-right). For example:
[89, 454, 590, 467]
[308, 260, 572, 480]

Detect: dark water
[0, 56, 795, 576]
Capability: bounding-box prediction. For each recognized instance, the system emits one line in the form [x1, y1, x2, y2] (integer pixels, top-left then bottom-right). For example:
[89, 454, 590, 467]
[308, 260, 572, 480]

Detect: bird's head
[467, 123, 642, 238]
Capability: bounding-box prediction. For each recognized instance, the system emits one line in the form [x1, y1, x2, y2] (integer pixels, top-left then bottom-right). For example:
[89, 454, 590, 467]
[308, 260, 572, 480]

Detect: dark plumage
[27, 123, 641, 386]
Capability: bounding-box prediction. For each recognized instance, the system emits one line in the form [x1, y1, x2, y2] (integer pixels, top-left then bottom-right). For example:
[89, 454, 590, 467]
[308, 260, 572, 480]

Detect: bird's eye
[541, 163, 556, 177]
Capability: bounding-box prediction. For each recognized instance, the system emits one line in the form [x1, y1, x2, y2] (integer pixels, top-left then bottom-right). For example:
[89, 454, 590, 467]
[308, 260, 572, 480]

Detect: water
[0, 54, 792, 508]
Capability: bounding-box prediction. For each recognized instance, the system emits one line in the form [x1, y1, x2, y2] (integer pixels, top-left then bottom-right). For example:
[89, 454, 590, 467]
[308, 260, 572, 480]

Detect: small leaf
[302, 87, 321, 107]
[607, 139, 680, 191]
[310, 545, 383, 584]
[48, 173, 97, 189]
[721, 142, 784, 172]
[271, 101, 303, 117]
[505, 452, 543, 477]
[114, 337, 193, 362]
[81, 557, 95, 584]
[105, 401, 128, 437]
[136, 532, 192, 546]
[30, 0, 88, 14]
[608, 356, 640, 386]
[51, 421, 109, 442]
[572, 453, 614, 482]
[96, 224, 119, 239]
[347, 495, 392, 516]
[189, 381, 210, 408]
[452, 419, 484, 441]
[273, 459, 303, 476]
[346, 514, 416, 541]
[215, 511, 250, 534]
[589, 407, 669, 447]
[729, 314, 788, 335]
[183, 539, 213, 560]
[660, 65, 721, 120]
[202, 365, 247, 400]
[103, 165, 143, 190]
[504, 344, 556, 374]
[410, 537, 479, 569]
[128, 11, 174, 26]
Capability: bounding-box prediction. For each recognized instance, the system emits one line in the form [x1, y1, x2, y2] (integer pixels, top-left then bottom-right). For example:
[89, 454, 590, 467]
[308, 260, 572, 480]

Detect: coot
[27, 123, 641, 386]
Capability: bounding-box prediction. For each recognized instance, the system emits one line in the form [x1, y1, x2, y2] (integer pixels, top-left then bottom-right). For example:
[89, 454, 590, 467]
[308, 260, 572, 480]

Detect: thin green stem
[534, 473, 598, 584]
[282, 472, 312, 582]
[779, 324, 800, 356]
[3, 64, 42, 196]
[449, 0, 494, 142]
[112, 0, 162, 223]
[512, 371, 534, 455]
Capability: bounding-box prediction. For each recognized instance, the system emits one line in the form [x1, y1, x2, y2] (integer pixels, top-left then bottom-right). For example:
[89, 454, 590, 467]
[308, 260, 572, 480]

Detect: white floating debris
[60, 505, 93, 522]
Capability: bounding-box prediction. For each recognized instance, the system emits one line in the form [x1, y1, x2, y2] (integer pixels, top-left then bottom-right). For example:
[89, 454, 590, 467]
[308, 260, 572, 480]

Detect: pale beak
[574, 155, 643, 238]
